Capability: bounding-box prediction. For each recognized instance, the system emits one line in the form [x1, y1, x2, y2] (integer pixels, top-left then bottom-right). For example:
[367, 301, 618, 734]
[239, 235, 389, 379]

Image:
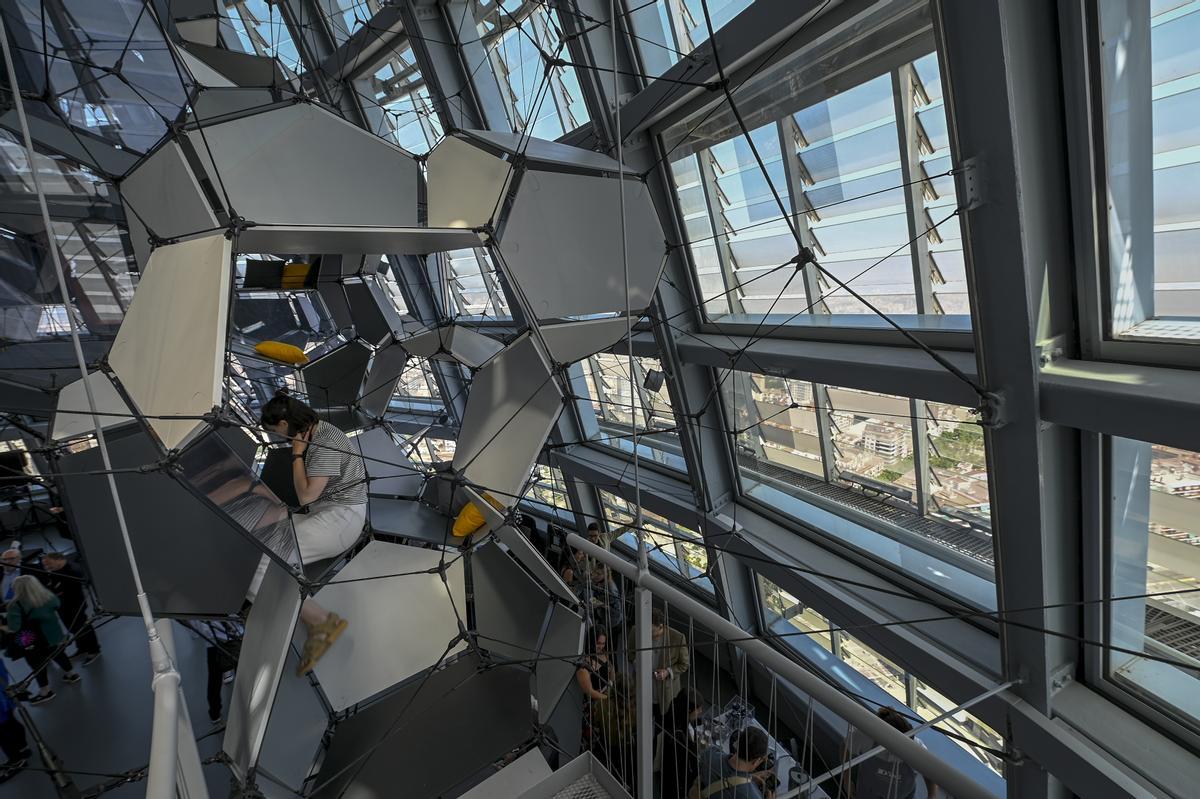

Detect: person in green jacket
[4, 575, 80, 705]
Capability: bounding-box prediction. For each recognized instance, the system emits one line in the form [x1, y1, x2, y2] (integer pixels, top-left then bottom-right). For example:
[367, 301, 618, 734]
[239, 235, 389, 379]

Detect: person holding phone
[258, 390, 368, 675]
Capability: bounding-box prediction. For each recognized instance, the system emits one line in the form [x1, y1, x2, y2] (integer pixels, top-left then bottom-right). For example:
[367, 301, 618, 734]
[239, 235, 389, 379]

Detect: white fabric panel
[404, 326, 503, 369]
[461, 129, 624, 173]
[472, 542, 550, 665]
[353, 427, 423, 498]
[189, 88, 278, 124]
[452, 334, 562, 505]
[177, 43, 232, 83]
[426, 134, 513, 229]
[234, 225, 479, 255]
[51, 371, 132, 442]
[536, 603, 585, 723]
[495, 525, 578, 605]
[497, 172, 666, 319]
[120, 140, 218, 243]
[308, 541, 467, 711]
[458, 748, 551, 799]
[539, 317, 635, 364]
[186, 102, 419, 228]
[176, 18, 220, 47]
[358, 343, 408, 418]
[446, 326, 504, 368]
[223, 561, 301, 783]
[124, 211, 151, 273]
[257, 649, 328, 798]
[399, 327, 441, 358]
[108, 234, 231, 450]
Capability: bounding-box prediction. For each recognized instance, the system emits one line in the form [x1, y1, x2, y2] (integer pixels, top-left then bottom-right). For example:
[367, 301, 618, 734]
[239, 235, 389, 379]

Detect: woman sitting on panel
[258, 390, 368, 675]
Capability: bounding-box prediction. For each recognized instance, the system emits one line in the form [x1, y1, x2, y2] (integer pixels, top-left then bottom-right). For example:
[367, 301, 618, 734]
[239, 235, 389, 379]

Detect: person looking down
[258, 390, 368, 675]
[691, 725, 775, 799]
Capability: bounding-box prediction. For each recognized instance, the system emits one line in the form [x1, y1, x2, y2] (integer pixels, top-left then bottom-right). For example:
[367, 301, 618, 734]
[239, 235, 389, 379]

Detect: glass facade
[723, 370, 994, 603]
[1108, 436, 1200, 725]
[1099, 0, 1200, 337]
[600, 489, 712, 593]
[757, 575, 1004, 775]
[667, 50, 968, 325]
[356, 45, 445, 155]
[522, 463, 573, 517]
[580, 353, 683, 469]
[223, 0, 303, 73]
[5, 0, 1195, 790]
[628, 0, 755, 78]
[471, 1, 590, 138]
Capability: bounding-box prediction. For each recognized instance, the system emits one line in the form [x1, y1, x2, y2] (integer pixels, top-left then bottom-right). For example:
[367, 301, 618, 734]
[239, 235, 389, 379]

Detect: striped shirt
[304, 421, 368, 506]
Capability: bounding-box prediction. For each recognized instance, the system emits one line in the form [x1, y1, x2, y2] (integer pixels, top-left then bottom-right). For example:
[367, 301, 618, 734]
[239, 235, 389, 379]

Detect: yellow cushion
[280, 261, 312, 290]
[451, 493, 503, 537]
[452, 502, 487, 537]
[254, 340, 309, 365]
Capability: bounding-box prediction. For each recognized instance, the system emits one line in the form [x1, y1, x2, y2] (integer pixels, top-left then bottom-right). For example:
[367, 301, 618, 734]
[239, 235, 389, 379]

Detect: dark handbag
[10, 603, 43, 653]
[1, 629, 20, 660]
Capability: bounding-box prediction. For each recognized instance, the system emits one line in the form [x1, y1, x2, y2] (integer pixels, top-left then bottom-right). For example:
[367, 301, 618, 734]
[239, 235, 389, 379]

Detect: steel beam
[675, 332, 980, 407]
[1040, 358, 1200, 454]
[934, 2, 1081, 797]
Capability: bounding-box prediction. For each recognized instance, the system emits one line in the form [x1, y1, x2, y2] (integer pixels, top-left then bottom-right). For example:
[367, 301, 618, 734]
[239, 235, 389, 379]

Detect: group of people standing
[0, 545, 103, 782]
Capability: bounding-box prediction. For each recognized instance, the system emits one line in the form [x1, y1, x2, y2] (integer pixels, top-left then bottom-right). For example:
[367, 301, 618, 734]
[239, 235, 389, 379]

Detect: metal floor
[0, 614, 272, 799]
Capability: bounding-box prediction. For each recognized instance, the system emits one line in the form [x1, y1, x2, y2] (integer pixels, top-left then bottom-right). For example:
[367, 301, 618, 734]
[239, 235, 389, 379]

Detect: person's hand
[292, 426, 311, 455]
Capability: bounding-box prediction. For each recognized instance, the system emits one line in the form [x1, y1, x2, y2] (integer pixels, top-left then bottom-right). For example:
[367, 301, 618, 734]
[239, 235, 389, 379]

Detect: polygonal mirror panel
[56, 425, 262, 616]
[306, 540, 467, 710]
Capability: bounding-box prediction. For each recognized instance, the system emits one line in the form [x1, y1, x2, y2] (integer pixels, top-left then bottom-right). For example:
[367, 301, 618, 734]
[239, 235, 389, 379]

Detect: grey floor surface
[0, 615, 272, 799]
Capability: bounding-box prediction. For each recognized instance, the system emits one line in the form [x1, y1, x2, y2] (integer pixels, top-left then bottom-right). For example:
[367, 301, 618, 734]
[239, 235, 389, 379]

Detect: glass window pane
[839, 634, 908, 704]
[522, 463, 572, 516]
[405, 434, 456, 466]
[664, 45, 971, 327]
[756, 575, 833, 651]
[600, 490, 712, 592]
[1100, 3, 1200, 334]
[1108, 437, 1200, 725]
[224, 1, 302, 73]
[913, 677, 1005, 774]
[925, 402, 991, 529]
[355, 45, 445, 155]
[473, 1, 589, 137]
[628, 0, 754, 79]
[581, 354, 684, 470]
[827, 387, 914, 498]
[724, 370, 996, 608]
[445, 249, 510, 318]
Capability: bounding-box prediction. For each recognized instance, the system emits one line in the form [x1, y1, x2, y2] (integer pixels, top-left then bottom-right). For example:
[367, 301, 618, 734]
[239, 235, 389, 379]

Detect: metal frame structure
[4, 1, 1200, 798]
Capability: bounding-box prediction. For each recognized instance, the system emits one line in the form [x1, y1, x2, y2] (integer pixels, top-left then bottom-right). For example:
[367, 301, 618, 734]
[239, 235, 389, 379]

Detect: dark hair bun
[274, 387, 290, 398]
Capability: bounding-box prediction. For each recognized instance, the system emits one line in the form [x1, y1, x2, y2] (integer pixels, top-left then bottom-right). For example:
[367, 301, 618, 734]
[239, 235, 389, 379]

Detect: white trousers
[247, 502, 367, 600]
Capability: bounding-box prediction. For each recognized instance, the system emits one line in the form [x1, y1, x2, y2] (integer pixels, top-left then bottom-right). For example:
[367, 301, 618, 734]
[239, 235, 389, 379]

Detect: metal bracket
[977, 389, 1007, 430]
[1036, 335, 1067, 368]
[959, 155, 985, 211]
[1049, 663, 1075, 695]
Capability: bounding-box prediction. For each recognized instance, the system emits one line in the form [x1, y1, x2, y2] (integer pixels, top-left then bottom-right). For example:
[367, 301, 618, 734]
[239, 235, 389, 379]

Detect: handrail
[566, 533, 1001, 799]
